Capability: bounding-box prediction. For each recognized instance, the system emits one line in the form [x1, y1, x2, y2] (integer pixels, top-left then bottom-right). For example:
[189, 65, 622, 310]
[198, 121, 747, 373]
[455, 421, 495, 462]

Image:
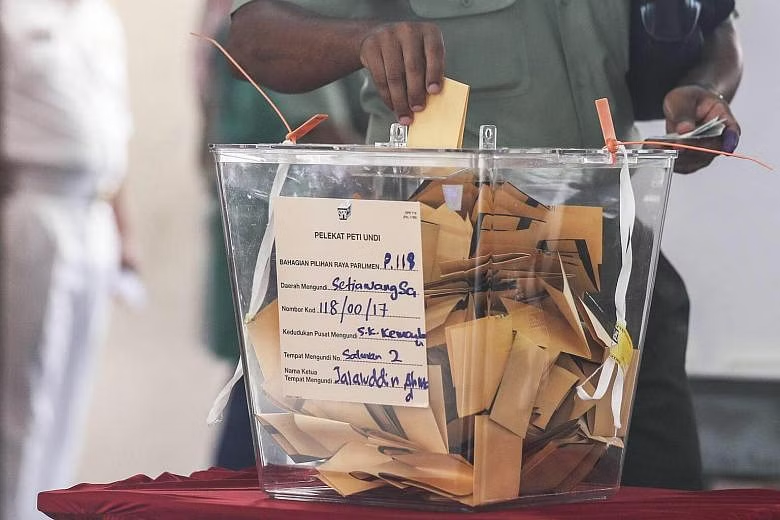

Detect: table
[39, 467, 780, 519]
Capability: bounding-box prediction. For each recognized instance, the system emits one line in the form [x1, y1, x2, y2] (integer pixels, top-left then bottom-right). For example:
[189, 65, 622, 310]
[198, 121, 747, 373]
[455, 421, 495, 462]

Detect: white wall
[76, 0, 230, 484]
[650, 5, 780, 380]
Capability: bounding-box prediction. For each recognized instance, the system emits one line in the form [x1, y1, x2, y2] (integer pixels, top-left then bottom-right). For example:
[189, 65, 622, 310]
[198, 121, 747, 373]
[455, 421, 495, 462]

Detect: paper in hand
[655, 117, 726, 141]
[408, 77, 470, 149]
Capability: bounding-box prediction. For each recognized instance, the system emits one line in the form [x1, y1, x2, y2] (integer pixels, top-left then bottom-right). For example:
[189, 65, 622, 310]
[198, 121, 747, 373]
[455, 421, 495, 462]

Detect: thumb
[663, 89, 699, 135]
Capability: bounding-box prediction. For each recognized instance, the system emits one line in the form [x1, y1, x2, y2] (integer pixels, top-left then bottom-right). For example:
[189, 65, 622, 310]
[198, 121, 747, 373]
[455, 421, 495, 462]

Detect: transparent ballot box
[212, 133, 676, 511]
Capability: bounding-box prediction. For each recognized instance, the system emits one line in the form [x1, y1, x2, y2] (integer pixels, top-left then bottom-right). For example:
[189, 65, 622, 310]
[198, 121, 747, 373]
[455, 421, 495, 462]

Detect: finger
[663, 92, 698, 135]
[380, 39, 412, 124]
[722, 128, 739, 154]
[673, 134, 720, 174]
[674, 151, 715, 174]
[397, 25, 427, 111]
[674, 149, 714, 173]
[696, 97, 731, 126]
[698, 100, 741, 153]
[422, 24, 445, 94]
[360, 37, 394, 112]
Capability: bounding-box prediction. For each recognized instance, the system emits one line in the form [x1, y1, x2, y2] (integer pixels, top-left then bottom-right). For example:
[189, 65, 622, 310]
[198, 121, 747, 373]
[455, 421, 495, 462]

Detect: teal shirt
[204, 22, 365, 362]
[232, 0, 639, 148]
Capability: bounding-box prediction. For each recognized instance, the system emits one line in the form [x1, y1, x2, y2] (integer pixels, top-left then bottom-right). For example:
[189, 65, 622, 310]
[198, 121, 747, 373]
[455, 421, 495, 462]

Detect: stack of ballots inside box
[245, 170, 639, 507]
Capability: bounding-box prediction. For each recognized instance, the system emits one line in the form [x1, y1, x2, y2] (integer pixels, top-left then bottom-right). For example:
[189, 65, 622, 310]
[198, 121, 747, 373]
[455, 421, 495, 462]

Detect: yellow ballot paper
[472, 416, 523, 504]
[408, 77, 470, 149]
[446, 315, 514, 417]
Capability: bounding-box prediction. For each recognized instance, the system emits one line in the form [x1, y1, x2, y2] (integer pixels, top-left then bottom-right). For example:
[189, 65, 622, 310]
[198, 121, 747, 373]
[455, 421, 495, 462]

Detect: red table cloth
[39, 467, 780, 520]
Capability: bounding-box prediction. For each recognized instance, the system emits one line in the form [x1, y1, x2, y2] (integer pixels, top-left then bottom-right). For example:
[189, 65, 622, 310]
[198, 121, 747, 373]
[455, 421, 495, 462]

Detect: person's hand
[114, 235, 147, 309]
[662, 85, 741, 174]
[119, 232, 141, 273]
[359, 22, 445, 125]
[109, 187, 140, 273]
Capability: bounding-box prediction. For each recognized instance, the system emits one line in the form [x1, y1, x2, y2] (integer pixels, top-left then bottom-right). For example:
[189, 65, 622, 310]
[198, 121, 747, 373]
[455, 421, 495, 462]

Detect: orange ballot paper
[408, 77, 470, 149]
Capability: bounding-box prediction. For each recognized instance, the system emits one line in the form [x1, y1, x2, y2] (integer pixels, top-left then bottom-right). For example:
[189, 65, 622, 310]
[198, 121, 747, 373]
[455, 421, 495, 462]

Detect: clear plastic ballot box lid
[212, 133, 676, 511]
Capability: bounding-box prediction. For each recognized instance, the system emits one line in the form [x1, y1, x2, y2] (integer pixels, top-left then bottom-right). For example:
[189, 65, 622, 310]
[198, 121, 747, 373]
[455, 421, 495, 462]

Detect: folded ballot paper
[244, 174, 638, 507]
[652, 116, 726, 141]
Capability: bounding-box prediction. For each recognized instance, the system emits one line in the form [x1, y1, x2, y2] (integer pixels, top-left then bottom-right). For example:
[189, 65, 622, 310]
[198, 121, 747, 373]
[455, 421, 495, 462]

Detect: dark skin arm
[661, 15, 743, 173]
[227, 0, 444, 125]
[231, 0, 743, 168]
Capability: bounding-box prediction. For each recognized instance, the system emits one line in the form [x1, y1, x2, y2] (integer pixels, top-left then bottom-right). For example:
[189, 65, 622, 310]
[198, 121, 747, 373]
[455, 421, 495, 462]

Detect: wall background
[76, 0, 230, 484]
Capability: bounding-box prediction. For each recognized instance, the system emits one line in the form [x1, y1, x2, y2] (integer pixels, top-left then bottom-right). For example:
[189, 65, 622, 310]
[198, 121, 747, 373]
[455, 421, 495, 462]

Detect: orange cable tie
[190, 32, 293, 136]
[286, 113, 329, 143]
[595, 98, 619, 154]
[620, 140, 774, 171]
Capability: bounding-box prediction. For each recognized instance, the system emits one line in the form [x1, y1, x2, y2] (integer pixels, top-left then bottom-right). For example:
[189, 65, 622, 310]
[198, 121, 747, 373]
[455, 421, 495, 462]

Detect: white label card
[274, 197, 429, 407]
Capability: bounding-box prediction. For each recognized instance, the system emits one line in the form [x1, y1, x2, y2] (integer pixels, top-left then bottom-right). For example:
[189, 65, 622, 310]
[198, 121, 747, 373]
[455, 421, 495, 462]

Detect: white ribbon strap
[576, 147, 636, 432]
[207, 361, 244, 425]
[248, 161, 291, 318]
[208, 159, 291, 425]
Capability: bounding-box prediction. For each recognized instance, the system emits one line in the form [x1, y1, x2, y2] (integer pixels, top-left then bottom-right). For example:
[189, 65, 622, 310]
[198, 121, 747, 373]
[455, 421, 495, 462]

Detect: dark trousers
[622, 253, 703, 490]
[215, 380, 255, 471]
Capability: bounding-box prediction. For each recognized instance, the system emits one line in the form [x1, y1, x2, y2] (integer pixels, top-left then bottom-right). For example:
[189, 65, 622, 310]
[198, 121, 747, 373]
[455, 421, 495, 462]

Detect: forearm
[680, 16, 743, 101]
[112, 183, 128, 233]
[227, 0, 375, 93]
[111, 183, 139, 271]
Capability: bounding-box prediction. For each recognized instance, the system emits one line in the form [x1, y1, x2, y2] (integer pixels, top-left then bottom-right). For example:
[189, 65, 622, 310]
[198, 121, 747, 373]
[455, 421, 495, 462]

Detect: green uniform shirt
[232, 0, 639, 148]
